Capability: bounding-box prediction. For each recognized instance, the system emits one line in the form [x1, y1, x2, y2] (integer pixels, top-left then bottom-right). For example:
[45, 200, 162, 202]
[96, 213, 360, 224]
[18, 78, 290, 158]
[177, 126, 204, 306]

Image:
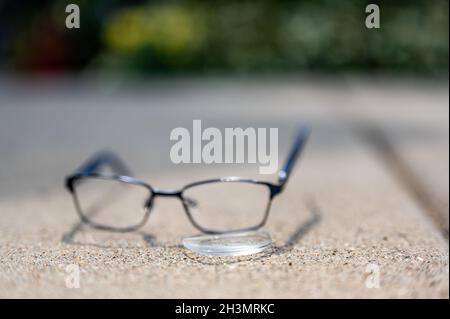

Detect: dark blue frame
[65, 127, 310, 234]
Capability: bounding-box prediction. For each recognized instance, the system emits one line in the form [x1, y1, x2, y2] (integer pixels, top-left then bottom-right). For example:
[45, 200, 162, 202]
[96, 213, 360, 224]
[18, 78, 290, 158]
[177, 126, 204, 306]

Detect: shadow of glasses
[62, 197, 321, 255]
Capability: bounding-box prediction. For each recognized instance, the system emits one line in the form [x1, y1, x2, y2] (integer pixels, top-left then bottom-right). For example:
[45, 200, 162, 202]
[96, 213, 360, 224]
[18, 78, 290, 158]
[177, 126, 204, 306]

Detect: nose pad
[144, 196, 154, 210]
[183, 196, 198, 208]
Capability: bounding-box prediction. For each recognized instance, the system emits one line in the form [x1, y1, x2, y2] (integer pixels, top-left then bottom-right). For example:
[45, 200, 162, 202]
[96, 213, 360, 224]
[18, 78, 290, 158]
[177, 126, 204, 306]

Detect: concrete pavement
[0, 76, 448, 298]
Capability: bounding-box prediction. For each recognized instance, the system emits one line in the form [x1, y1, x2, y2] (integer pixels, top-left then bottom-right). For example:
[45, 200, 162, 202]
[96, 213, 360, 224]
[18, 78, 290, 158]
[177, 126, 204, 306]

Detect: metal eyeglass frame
[65, 127, 310, 234]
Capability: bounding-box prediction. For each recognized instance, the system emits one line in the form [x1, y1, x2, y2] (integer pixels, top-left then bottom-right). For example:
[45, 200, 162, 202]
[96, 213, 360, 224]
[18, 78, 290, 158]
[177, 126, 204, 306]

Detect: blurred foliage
[0, 0, 448, 74]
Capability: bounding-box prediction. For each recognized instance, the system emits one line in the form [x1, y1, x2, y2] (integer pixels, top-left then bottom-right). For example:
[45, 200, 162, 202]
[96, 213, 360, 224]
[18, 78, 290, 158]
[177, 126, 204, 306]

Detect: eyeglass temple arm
[75, 150, 133, 176]
[278, 126, 311, 187]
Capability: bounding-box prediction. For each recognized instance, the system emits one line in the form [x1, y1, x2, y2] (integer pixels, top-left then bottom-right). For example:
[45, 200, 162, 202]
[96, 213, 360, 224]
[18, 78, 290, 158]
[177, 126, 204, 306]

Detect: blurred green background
[0, 0, 448, 75]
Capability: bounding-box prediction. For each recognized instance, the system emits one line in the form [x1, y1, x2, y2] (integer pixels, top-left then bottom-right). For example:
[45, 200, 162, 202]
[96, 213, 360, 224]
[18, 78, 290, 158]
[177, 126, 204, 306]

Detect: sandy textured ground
[0, 76, 448, 298]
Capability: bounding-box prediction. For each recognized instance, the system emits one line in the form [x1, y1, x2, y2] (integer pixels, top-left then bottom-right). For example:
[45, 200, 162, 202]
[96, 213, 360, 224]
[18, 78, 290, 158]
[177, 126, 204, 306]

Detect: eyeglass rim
[66, 172, 282, 234]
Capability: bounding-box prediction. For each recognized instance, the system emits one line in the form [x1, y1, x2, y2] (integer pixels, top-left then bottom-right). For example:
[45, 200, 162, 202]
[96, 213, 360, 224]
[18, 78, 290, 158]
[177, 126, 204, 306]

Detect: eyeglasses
[65, 127, 310, 234]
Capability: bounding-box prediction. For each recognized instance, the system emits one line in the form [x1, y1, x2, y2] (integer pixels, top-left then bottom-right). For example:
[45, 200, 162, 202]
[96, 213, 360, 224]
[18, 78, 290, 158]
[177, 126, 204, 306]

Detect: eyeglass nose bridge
[152, 188, 183, 198]
[144, 188, 181, 209]
[144, 188, 197, 210]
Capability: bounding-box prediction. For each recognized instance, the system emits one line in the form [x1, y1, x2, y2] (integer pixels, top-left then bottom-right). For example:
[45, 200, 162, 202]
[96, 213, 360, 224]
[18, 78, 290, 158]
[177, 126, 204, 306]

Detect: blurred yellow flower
[104, 8, 147, 52]
[103, 5, 204, 55]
